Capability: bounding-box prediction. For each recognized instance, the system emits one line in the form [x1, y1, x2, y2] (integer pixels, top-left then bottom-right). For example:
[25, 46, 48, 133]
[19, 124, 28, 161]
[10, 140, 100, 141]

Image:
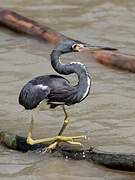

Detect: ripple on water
[0, 71, 30, 84]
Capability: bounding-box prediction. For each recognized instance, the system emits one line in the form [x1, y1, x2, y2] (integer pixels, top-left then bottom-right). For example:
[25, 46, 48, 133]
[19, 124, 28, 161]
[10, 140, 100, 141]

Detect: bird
[19, 39, 117, 151]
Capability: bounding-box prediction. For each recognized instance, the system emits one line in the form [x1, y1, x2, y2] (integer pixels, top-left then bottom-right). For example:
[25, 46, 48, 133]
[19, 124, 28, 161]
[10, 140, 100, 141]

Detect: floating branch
[0, 131, 135, 172]
[0, 9, 135, 72]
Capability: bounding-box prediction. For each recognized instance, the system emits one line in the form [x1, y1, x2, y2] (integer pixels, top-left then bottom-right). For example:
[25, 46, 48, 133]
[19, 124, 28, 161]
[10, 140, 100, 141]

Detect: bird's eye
[72, 44, 77, 50]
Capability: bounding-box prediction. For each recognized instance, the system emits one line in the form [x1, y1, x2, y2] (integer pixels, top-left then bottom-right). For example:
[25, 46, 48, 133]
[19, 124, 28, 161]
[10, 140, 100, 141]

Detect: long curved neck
[50, 50, 91, 102]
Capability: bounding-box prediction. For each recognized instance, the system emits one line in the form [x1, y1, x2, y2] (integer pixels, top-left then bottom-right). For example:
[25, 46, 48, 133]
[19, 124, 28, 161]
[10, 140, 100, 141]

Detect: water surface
[0, 0, 135, 179]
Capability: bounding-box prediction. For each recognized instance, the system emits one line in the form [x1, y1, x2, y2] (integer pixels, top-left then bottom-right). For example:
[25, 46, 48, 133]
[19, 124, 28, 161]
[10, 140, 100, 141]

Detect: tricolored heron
[19, 40, 116, 151]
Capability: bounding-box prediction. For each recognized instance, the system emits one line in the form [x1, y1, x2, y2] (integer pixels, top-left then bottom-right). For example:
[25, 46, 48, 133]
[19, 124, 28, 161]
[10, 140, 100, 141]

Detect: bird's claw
[45, 135, 86, 152]
[45, 141, 59, 153]
[26, 133, 86, 153]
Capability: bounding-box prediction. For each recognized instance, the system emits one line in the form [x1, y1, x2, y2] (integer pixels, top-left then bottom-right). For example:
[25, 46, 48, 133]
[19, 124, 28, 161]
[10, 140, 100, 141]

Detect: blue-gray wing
[19, 83, 50, 109]
[48, 87, 78, 105]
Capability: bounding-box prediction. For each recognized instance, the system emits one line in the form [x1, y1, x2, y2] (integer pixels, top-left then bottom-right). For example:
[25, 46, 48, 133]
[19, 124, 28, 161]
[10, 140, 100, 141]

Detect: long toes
[70, 136, 86, 140]
[56, 135, 86, 142]
[66, 140, 83, 146]
[45, 141, 58, 153]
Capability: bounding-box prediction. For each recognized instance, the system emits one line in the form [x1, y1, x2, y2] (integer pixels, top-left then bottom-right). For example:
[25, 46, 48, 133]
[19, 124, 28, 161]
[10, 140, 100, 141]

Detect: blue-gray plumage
[19, 40, 117, 150]
[19, 40, 91, 110]
[19, 73, 89, 109]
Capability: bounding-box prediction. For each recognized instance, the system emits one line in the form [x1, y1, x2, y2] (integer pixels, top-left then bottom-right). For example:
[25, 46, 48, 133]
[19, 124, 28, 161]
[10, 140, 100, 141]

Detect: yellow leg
[47, 105, 86, 151]
[58, 105, 69, 136]
[26, 110, 86, 148]
[27, 119, 85, 145]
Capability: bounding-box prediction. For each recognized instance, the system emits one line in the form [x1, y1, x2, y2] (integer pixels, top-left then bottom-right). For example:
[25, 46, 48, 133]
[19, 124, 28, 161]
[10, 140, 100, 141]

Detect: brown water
[0, 0, 135, 179]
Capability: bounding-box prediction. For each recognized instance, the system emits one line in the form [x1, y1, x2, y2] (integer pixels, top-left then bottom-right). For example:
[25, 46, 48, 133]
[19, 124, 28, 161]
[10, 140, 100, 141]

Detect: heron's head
[55, 40, 117, 54]
[55, 40, 94, 54]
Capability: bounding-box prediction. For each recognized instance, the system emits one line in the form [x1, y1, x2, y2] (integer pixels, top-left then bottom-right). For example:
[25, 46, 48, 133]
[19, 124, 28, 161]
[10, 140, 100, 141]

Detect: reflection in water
[0, 0, 135, 179]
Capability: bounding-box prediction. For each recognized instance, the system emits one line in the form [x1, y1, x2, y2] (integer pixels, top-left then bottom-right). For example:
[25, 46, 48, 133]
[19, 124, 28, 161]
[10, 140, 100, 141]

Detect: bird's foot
[27, 134, 86, 152]
[45, 135, 86, 152]
[26, 116, 86, 150]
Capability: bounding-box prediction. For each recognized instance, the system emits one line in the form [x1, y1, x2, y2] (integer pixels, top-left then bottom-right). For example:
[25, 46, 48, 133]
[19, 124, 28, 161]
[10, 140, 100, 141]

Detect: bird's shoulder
[29, 74, 69, 84]
[28, 75, 70, 90]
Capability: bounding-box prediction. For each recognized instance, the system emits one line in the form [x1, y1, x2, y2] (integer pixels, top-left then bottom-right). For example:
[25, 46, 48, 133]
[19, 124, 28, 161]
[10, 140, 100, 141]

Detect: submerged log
[0, 9, 135, 72]
[1, 131, 135, 171]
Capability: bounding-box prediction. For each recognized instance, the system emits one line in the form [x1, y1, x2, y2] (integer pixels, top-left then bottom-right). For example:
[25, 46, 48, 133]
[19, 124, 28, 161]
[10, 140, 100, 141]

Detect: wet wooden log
[0, 8, 70, 44]
[0, 9, 135, 72]
[91, 50, 135, 72]
[1, 131, 135, 171]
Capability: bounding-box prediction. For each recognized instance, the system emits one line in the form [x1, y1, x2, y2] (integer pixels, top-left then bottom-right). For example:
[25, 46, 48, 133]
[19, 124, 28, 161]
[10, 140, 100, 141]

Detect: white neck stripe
[81, 76, 91, 100]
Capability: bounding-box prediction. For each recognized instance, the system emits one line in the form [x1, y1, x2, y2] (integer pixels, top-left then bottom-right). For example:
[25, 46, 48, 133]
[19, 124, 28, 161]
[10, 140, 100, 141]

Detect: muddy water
[0, 0, 135, 179]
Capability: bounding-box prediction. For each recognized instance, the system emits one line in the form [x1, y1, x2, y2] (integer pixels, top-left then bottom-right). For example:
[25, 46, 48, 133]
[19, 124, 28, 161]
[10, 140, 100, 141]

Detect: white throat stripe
[81, 76, 91, 100]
